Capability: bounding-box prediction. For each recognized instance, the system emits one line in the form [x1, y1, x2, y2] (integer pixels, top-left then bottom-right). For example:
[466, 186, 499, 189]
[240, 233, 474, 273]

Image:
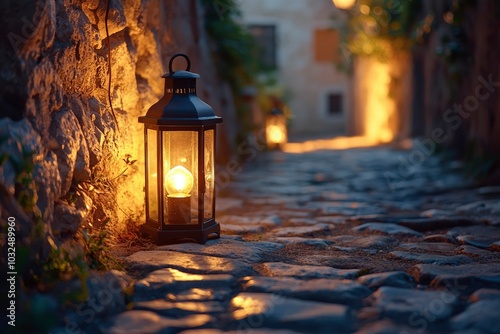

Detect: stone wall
[412, 0, 500, 179]
[0, 0, 237, 243]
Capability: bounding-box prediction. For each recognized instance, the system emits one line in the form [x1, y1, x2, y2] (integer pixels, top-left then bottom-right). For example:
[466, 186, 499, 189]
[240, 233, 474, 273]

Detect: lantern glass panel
[163, 131, 199, 224]
[147, 129, 158, 221]
[204, 129, 215, 220]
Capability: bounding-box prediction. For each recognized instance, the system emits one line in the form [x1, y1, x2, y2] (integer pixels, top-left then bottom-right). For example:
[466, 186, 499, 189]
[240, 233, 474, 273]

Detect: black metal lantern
[265, 107, 287, 149]
[138, 53, 222, 244]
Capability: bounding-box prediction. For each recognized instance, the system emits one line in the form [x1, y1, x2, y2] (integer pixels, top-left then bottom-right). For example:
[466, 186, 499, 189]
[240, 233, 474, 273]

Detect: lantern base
[140, 221, 220, 245]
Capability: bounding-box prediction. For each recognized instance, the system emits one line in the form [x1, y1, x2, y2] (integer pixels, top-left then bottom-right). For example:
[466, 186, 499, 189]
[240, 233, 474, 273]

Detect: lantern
[138, 53, 222, 244]
[265, 107, 287, 149]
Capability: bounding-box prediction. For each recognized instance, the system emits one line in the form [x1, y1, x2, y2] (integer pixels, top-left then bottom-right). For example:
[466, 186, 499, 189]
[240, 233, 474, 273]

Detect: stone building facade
[239, 0, 351, 136]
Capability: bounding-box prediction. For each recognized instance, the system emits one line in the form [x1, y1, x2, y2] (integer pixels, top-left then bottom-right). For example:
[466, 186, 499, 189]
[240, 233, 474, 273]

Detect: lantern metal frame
[138, 53, 222, 244]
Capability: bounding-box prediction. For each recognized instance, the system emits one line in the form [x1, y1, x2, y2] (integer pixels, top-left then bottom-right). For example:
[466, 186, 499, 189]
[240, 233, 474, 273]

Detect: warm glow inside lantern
[265, 108, 287, 149]
[138, 53, 222, 244]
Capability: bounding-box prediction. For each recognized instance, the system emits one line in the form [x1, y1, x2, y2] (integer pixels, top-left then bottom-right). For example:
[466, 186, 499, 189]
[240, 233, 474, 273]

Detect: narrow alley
[108, 144, 500, 333]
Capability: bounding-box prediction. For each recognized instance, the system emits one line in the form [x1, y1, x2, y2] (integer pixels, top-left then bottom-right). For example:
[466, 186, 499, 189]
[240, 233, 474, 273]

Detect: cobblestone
[158, 236, 284, 262]
[241, 276, 371, 306]
[389, 251, 472, 265]
[100, 311, 212, 334]
[353, 222, 423, 237]
[259, 262, 360, 279]
[369, 286, 459, 322]
[231, 292, 352, 333]
[357, 271, 416, 289]
[108, 146, 500, 333]
[450, 300, 500, 333]
[133, 268, 235, 301]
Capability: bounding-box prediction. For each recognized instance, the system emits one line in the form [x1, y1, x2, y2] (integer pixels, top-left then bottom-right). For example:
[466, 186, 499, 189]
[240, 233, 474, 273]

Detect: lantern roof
[139, 53, 222, 126]
[162, 70, 200, 79]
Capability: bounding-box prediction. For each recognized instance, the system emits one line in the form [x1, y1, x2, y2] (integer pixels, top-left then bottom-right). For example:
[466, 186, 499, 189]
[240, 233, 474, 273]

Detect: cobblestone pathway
[104, 146, 500, 333]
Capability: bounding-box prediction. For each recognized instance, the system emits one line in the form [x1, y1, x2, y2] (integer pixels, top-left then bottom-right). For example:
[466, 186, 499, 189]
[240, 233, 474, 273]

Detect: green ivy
[40, 242, 89, 301]
[342, 0, 421, 63]
[201, 0, 268, 143]
[8, 145, 37, 211]
[202, 0, 260, 90]
[81, 219, 121, 271]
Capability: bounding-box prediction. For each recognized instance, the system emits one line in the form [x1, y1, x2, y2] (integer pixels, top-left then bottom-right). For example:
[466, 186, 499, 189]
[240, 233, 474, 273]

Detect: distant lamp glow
[138, 53, 222, 244]
[268, 125, 285, 144]
[332, 0, 356, 10]
[266, 107, 287, 149]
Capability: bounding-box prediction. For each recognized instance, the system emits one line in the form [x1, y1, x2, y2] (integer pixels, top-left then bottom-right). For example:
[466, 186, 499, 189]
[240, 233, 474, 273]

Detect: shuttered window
[314, 28, 340, 63]
[248, 25, 277, 69]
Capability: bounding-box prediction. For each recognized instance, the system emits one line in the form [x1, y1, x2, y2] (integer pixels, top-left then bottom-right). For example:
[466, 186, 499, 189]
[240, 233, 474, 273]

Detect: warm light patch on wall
[353, 56, 396, 144]
[363, 60, 395, 143]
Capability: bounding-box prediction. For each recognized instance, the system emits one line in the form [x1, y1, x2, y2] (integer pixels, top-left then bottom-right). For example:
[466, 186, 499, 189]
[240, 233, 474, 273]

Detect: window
[314, 28, 340, 63]
[248, 25, 277, 69]
[327, 93, 343, 115]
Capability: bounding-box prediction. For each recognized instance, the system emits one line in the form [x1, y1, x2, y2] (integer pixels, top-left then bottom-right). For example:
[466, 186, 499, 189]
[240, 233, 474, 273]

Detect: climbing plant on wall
[343, 0, 419, 63]
[201, 0, 274, 144]
[202, 0, 259, 90]
[334, 0, 424, 80]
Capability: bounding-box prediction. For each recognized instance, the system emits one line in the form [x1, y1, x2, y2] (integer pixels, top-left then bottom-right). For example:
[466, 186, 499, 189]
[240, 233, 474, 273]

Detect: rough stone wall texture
[0, 0, 236, 241]
[412, 0, 500, 177]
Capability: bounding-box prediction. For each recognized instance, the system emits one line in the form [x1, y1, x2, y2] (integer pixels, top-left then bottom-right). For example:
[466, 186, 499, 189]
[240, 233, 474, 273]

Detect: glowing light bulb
[165, 165, 193, 197]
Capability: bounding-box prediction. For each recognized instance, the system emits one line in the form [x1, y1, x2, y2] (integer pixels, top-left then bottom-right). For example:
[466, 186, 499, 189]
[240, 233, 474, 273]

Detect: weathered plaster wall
[0, 0, 236, 241]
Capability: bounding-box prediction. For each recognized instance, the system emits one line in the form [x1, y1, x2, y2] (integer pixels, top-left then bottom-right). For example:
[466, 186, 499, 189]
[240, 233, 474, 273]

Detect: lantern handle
[169, 53, 191, 73]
